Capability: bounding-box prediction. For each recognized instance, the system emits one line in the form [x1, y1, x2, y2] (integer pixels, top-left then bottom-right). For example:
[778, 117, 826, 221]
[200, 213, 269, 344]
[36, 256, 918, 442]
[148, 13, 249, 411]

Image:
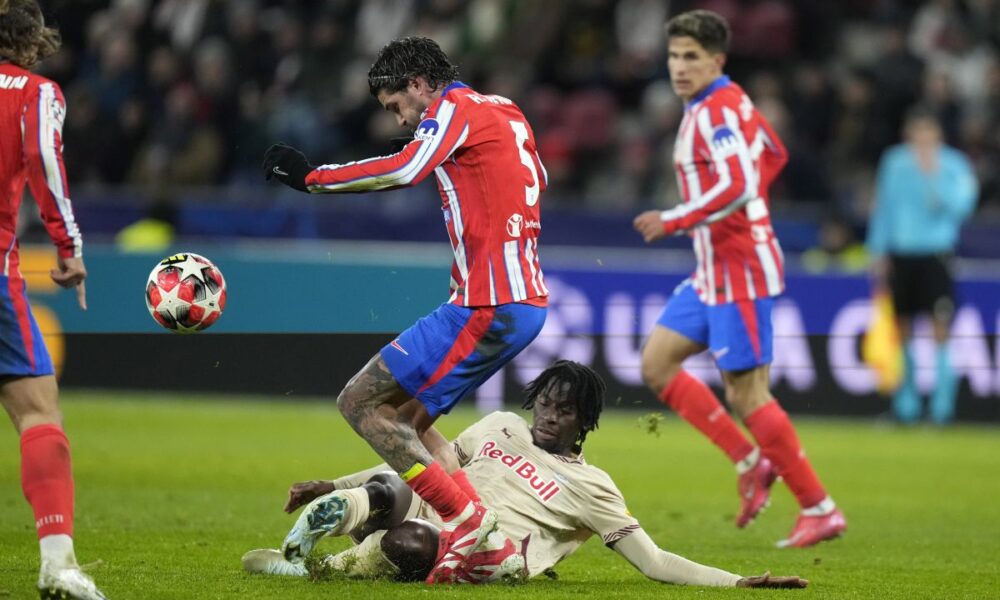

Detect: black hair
[522, 360, 605, 453]
[367, 36, 459, 98]
[665, 9, 731, 54]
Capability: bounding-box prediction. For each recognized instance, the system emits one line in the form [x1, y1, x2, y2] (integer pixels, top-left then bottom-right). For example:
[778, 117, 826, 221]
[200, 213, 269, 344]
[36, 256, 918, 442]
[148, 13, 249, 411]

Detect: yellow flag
[862, 292, 903, 394]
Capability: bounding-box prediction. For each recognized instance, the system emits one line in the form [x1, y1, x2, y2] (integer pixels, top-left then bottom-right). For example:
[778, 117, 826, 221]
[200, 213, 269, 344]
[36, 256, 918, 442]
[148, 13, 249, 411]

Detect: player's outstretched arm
[737, 571, 809, 588]
[611, 528, 743, 586]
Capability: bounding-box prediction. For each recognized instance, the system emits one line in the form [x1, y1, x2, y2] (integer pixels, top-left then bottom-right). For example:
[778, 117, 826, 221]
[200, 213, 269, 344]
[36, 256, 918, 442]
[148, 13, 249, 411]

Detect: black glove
[263, 143, 313, 192]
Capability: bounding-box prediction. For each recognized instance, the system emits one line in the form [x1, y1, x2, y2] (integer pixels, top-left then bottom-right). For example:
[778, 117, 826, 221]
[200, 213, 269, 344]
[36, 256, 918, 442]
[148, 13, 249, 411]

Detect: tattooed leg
[337, 354, 434, 473]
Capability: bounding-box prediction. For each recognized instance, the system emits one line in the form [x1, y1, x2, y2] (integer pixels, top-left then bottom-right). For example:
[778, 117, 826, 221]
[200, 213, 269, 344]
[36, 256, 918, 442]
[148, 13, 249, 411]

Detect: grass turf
[1, 391, 999, 599]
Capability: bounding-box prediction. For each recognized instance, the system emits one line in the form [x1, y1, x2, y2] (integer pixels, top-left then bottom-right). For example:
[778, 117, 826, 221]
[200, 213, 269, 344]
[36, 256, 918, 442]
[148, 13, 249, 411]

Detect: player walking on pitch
[633, 10, 846, 548]
[0, 1, 106, 598]
[262, 37, 548, 582]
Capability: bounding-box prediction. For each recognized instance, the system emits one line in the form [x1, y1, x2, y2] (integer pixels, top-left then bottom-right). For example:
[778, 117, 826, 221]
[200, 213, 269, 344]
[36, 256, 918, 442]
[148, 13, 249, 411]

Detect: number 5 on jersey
[510, 120, 540, 207]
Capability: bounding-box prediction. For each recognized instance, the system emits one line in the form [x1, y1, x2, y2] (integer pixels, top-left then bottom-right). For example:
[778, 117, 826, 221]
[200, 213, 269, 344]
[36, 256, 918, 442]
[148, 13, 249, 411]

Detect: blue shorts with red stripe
[657, 279, 773, 372]
[381, 302, 546, 417]
[0, 276, 54, 377]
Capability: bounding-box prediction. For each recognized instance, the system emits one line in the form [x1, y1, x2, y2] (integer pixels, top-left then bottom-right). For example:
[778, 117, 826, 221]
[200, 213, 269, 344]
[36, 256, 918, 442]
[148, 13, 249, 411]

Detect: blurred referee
[867, 105, 979, 424]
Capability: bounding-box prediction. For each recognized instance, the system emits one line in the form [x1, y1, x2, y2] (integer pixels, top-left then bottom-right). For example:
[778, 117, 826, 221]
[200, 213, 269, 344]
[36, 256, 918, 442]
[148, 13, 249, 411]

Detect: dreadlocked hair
[367, 36, 458, 98]
[0, 0, 60, 68]
[522, 360, 606, 454]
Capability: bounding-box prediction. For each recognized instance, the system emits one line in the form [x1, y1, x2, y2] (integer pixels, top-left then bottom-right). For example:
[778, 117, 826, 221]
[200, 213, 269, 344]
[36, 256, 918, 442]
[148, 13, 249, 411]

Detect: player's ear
[409, 76, 427, 94]
[714, 52, 726, 70]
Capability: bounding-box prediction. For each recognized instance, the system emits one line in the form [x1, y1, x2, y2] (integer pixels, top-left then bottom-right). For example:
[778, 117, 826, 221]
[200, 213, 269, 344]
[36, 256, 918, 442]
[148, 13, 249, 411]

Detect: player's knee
[724, 384, 770, 418]
[336, 384, 360, 420]
[1, 376, 61, 433]
[640, 353, 679, 393]
[380, 520, 440, 582]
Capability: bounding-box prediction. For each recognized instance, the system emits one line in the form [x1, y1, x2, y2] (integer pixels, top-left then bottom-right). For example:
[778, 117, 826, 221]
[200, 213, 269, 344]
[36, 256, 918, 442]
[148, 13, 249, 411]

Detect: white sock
[39, 534, 77, 570]
[802, 496, 836, 516]
[735, 447, 761, 475]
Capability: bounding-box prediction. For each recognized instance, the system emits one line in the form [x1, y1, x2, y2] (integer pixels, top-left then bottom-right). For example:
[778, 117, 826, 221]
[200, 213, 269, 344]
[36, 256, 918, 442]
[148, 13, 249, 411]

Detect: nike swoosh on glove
[263, 143, 313, 192]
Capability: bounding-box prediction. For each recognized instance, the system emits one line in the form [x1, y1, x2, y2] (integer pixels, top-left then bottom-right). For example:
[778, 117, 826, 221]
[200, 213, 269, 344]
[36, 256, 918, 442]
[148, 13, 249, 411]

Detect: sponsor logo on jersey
[478, 440, 561, 501]
[390, 339, 409, 356]
[711, 125, 739, 157]
[506, 213, 523, 237]
[414, 118, 440, 142]
[506, 213, 540, 238]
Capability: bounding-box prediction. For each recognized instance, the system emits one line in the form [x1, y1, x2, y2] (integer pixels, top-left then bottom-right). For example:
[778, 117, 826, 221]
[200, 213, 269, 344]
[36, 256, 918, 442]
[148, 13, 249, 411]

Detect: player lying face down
[244, 362, 808, 588]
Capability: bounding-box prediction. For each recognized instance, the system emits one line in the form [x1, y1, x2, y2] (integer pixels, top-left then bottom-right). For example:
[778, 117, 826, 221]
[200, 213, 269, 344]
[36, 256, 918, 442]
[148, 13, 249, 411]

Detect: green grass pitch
[2, 392, 999, 599]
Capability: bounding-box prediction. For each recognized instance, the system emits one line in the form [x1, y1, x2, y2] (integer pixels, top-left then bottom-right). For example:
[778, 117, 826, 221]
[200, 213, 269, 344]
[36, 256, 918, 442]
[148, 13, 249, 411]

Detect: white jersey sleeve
[613, 529, 742, 586]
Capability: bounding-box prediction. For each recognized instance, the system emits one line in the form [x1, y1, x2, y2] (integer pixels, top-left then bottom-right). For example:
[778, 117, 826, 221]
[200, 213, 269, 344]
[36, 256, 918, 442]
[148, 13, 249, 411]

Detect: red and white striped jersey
[0, 63, 82, 278]
[306, 82, 548, 308]
[664, 75, 787, 305]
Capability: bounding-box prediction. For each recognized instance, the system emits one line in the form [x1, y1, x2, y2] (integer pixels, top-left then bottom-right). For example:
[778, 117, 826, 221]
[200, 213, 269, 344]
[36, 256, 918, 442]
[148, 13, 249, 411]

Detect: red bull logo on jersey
[478, 440, 561, 501]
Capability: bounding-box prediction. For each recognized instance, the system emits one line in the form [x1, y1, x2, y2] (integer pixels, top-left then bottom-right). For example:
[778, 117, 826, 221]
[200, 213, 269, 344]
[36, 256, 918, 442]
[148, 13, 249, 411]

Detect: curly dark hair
[0, 0, 60, 68]
[522, 360, 606, 454]
[367, 36, 459, 98]
[665, 9, 730, 54]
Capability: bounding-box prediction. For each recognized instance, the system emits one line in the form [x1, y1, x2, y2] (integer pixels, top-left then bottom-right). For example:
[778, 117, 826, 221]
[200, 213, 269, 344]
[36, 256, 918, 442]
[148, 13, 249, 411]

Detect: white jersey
[330, 412, 740, 586]
[446, 412, 638, 576]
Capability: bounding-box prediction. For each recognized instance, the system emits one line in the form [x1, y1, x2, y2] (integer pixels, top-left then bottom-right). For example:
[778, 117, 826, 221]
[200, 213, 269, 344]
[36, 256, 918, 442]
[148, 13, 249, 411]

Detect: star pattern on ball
[175, 256, 209, 283]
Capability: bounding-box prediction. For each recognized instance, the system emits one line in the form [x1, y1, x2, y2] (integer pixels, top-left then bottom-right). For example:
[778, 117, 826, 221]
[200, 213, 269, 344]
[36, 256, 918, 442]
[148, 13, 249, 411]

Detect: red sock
[450, 469, 481, 504]
[744, 401, 827, 509]
[404, 462, 470, 521]
[659, 371, 755, 464]
[20, 424, 74, 538]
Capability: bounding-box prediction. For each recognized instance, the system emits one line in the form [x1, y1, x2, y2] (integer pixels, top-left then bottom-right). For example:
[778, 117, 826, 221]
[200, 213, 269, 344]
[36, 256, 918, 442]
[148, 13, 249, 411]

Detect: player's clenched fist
[634, 210, 669, 243]
[263, 143, 313, 192]
[283, 480, 336, 513]
[736, 572, 809, 588]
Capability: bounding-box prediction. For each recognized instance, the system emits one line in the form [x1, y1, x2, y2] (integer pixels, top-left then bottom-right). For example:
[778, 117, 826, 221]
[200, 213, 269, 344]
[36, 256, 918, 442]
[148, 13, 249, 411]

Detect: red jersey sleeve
[305, 98, 469, 193]
[756, 112, 787, 194]
[22, 81, 82, 258]
[661, 101, 754, 234]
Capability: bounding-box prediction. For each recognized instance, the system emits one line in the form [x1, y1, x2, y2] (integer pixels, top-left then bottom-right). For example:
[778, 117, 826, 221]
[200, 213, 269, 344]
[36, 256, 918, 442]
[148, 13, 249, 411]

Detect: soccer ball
[145, 253, 227, 332]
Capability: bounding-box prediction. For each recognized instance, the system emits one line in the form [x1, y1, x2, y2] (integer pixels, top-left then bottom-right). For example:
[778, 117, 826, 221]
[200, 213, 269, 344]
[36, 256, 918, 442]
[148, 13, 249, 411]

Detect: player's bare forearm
[337, 355, 434, 473]
[634, 210, 668, 242]
[284, 480, 336, 513]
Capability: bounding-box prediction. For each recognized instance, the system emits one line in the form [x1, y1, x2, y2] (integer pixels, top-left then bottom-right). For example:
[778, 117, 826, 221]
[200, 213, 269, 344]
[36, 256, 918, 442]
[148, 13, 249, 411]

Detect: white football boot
[37, 565, 108, 600]
[241, 549, 308, 577]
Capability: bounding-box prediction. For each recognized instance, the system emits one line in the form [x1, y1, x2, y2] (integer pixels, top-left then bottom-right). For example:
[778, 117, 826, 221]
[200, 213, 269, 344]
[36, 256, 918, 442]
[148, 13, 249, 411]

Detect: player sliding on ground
[262, 37, 549, 583]
[243, 362, 807, 588]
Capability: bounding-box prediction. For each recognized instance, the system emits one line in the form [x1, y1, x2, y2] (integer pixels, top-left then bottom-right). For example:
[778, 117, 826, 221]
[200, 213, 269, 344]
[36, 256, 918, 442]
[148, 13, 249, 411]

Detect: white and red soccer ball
[145, 253, 227, 332]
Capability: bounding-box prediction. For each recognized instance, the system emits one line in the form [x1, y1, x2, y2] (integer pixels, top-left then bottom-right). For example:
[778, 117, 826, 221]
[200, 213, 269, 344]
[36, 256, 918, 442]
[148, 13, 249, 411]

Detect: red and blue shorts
[0, 276, 54, 377]
[657, 279, 773, 372]
[381, 302, 546, 417]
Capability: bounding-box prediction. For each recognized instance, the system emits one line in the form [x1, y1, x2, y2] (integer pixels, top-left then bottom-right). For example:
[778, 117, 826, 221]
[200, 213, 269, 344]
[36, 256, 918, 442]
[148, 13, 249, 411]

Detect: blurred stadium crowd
[36, 0, 1000, 227]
